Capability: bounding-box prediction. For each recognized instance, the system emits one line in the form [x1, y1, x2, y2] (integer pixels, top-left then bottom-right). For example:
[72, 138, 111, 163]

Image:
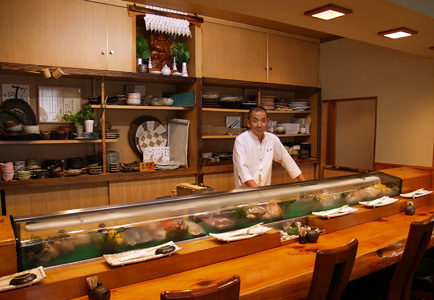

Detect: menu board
[38, 86, 81, 123]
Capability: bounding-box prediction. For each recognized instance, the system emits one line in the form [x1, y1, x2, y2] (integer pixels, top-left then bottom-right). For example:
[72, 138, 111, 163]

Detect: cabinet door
[106, 5, 133, 72]
[0, 0, 107, 69]
[268, 34, 319, 87]
[202, 22, 267, 82]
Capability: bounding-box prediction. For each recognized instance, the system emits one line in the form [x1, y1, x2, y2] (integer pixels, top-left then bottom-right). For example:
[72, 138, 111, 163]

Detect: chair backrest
[387, 215, 434, 300]
[307, 238, 359, 300]
[160, 275, 240, 300]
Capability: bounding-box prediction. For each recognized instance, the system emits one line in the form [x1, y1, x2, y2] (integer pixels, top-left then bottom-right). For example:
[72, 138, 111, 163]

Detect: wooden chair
[388, 215, 434, 300]
[306, 238, 358, 300]
[160, 275, 240, 300]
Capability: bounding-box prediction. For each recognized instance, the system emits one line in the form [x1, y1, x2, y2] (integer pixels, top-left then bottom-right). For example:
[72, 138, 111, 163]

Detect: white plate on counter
[312, 205, 358, 219]
[359, 196, 399, 208]
[0, 266, 46, 292]
[400, 189, 433, 198]
[209, 226, 272, 242]
[103, 241, 182, 266]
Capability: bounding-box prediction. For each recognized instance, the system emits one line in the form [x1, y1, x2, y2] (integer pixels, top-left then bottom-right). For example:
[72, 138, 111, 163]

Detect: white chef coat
[233, 130, 301, 188]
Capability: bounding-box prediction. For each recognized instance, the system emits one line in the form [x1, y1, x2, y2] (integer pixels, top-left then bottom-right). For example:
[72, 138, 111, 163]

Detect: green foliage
[136, 36, 151, 60]
[170, 41, 191, 63]
[62, 104, 95, 126]
[231, 206, 247, 221]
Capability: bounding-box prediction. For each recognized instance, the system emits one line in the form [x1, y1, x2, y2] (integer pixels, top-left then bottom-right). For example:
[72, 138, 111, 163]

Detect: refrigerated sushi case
[10, 171, 401, 272]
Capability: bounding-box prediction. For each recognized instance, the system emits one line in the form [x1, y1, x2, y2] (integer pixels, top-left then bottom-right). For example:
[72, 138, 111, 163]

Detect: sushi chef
[233, 106, 306, 188]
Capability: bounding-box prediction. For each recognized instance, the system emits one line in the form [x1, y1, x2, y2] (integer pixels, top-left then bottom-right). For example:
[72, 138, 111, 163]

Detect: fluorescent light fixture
[304, 4, 352, 20]
[378, 27, 417, 39]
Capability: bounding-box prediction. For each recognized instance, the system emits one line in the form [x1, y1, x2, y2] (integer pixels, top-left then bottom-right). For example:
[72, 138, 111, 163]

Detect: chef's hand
[244, 179, 259, 188]
[297, 173, 306, 181]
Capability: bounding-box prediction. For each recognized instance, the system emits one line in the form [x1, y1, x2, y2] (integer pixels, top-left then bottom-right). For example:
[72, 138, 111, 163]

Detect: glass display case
[12, 171, 401, 270]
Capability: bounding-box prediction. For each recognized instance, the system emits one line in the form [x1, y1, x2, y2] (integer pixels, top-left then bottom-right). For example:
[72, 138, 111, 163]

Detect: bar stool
[306, 238, 359, 300]
[160, 275, 240, 300]
[388, 215, 434, 300]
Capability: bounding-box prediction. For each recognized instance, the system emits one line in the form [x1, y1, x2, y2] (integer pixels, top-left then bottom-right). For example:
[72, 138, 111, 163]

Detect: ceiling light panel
[377, 27, 418, 39]
[305, 4, 353, 20]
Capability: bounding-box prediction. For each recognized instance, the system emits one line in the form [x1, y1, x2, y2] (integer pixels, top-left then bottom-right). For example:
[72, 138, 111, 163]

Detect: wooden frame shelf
[0, 167, 198, 190]
[91, 105, 190, 111]
[202, 107, 311, 114]
[0, 139, 118, 145]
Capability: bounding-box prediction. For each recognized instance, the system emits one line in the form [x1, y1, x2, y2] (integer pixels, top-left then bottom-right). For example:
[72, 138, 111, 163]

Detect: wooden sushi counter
[1, 167, 433, 300]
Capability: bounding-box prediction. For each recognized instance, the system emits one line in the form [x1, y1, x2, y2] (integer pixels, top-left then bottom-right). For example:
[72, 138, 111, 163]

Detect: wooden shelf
[0, 139, 118, 145]
[202, 108, 310, 114]
[91, 105, 189, 111]
[0, 167, 198, 190]
[0, 62, 196, 84]
[202, 134, 310, 139]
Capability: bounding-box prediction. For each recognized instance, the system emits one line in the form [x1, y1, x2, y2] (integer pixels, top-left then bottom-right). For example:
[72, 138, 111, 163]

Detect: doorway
[321, 97, 377, 176]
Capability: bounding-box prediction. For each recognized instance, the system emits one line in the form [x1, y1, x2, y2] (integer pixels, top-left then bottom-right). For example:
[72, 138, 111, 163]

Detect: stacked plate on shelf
[289, 101, 310, 111]
[88, 164, 103, 175]
[202, 92, 220, 108]
[106, 151, 120, 169]
[260, 96, 275, 110]
[106, 128, 120, 139]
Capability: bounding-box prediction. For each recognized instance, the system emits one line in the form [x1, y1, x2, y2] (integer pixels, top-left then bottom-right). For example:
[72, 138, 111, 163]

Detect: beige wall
[320, 38, 434, 167]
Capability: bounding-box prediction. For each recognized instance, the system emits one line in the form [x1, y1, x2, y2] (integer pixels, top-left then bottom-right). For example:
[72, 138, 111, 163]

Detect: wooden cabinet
[268, 34, 319, 87]
[201, 22, 268, 82]
[201, 21, 319, 87]
[0, 0, 132, 72]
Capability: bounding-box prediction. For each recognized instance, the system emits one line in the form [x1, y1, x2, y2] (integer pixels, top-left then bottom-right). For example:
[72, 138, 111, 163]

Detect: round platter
[0, 98, 37, 128]
[128, 116, 167, 159]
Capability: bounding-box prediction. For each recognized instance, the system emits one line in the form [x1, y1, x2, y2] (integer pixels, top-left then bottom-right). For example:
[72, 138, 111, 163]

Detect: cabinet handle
[264, 67, 267, 71]
[110, 50, 114, 55]
[269, 67, 273, 71]
[101, 51, 105, 55]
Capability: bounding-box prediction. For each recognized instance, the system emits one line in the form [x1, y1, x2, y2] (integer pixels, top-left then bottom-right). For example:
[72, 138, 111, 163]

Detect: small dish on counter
[312, 205, 358, 219]
[103, 241, 182, 266]
[400, 188, 433, 198]
[359, 196, 398, 208]
[210, 225, 272, 242]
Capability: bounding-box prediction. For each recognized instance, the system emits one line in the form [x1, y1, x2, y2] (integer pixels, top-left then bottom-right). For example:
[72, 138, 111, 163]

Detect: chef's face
[247, 110, 269, 139]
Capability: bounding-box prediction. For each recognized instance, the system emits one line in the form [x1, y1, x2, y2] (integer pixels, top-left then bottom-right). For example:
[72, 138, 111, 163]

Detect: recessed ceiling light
[378, 27, 417, 39]
[304, 4, 353, 20]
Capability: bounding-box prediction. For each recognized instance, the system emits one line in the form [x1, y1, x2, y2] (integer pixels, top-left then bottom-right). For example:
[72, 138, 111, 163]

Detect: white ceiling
[130, 0, 434, 59]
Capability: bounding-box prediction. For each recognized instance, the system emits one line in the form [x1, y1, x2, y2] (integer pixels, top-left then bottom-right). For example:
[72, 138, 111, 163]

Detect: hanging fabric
[144, 14, 192, 37]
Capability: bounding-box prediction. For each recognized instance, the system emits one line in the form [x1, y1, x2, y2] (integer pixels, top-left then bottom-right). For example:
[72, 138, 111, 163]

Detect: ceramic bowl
[23, 125, 40, 134]
[2, 120, 20, 129]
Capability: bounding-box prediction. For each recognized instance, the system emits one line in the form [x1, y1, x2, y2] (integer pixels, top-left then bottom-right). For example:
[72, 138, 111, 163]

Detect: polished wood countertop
[68, 200, 434, 300]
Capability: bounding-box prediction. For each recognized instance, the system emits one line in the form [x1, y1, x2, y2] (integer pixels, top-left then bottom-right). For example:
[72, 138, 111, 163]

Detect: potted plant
[81, 104, 96, 133]
[62, 110, 85, 135]
[62, 104, 95, 134]
[170, 41, 191, 76]
[136, 35, 151, 72]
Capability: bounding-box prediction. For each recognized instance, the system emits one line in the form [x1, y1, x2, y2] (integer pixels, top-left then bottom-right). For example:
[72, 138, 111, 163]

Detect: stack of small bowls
[13, 161, 26, 179]
[17, 170, 31, 180]
[0, 162, 14, 181]
[126, 93, 141, 105]
[26, 158, 41, 176]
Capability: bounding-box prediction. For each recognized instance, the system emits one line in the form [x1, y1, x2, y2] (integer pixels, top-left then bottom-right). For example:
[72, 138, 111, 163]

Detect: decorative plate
[0, 99, 37, 127]
[128, 116, 166, 159]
